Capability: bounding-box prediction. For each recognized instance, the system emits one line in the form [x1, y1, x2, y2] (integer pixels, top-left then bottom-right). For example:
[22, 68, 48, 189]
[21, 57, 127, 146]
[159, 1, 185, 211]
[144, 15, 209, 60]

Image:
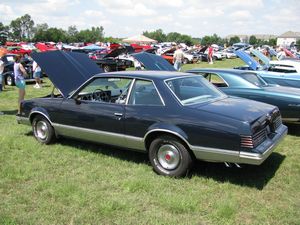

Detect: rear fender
[143, 123, 189, 150]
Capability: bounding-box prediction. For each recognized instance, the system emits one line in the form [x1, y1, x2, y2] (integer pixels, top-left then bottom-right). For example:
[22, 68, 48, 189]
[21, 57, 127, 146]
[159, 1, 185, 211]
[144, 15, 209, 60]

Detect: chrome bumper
[238, 124, 288, 165]
[190, 124, 287, 165]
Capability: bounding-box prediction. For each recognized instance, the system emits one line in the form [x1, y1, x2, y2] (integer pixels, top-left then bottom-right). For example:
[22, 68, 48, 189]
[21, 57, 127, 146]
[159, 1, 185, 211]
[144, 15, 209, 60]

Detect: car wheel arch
[144, 129, 195, 158]
[29, 110, 52, 125]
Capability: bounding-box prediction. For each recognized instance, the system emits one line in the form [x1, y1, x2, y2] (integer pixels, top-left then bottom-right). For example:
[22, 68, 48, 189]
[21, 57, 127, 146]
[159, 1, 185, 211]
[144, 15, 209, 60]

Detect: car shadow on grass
[191, 152, 285, 190]
[24, 131, 285, 189]
[286, 124, 300, 136]
[1, 109, 18, 115]
[54, 136, 149, 165]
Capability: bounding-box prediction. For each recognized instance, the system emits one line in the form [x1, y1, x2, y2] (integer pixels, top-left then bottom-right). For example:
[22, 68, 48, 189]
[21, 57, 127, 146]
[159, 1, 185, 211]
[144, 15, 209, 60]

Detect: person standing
[276, 47, 286, 60]
[32, 60, 42, 88]
[14, 55, 27, 115]
[208, 44, 214, 64]
[173, 45, 184, 71]
[0, 57, 4, 92]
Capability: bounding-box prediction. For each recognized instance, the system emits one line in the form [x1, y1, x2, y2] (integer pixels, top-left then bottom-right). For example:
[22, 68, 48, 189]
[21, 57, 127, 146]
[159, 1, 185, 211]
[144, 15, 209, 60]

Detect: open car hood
[250, 49, 270, 66]
[234, 50, 261, 70]
[104, 47, 127, 58]
[31, 51, 103, 97]
[133, 52, 176, 71]
[199, 46, 208, 53]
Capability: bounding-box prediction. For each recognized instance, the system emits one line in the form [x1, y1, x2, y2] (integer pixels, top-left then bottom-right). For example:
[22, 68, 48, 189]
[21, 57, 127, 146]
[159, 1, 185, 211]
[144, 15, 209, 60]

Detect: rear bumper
[190, 124, 287, 165]
[238, 124, 288, 165]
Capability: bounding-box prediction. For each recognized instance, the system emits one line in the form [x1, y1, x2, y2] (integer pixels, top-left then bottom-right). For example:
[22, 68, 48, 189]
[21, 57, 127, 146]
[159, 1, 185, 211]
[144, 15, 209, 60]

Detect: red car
[6, 46, 32, 56]
[161, 48, 175, 64]
[35, 43, 57, 52]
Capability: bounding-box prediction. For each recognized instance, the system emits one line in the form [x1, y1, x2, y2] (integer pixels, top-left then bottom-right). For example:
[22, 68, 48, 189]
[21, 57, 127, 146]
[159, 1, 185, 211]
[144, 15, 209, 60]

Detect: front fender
[29, 107, 52, 125]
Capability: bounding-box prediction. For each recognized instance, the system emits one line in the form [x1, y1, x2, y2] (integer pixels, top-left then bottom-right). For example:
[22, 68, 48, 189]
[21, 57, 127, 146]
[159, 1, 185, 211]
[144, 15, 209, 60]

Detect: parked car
[160, 48, 198, 64]
[0, 53, 36, 86]
[35, 42, 57, 52]
[17, 51, 287, 177]
[92, 47, 130, 72]
[212, 51, 226, 60]
[6, 46, 32, 56]
[222, 49, 237, 59]
[235, 49, 300, 73]
[73, 47, 130, 72]
[187, 68, 300, 123]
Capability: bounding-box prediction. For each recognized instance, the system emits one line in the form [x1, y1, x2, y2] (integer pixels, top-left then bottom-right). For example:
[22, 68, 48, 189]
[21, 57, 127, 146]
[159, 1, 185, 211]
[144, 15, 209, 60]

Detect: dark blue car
[17, 51, 287, 177]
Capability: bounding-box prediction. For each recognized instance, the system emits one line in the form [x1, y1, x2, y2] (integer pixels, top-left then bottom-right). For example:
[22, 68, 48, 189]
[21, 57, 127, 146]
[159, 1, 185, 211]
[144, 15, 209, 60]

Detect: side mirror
[74, 96, 81, 105]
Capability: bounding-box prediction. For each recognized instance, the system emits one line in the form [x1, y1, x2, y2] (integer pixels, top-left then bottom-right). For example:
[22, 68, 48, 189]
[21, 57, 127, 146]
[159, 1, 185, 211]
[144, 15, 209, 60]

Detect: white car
[267, 60, 300, 73]
[222, 49, 237, 59]
[212, 51, 226, 60]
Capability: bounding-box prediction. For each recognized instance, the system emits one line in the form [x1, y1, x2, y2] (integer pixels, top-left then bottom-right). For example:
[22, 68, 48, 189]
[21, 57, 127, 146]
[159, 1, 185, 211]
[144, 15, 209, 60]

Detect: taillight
[240, 136, 254, 148]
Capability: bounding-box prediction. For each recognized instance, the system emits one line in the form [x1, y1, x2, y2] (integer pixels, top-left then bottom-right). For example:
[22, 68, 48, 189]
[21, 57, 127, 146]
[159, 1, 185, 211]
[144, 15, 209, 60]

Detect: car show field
[0, 58, 299, 225]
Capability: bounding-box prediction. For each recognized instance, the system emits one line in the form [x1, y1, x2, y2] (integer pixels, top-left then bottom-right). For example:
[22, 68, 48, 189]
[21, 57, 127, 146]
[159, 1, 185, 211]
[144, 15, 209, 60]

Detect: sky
[0, 0, 299, 38]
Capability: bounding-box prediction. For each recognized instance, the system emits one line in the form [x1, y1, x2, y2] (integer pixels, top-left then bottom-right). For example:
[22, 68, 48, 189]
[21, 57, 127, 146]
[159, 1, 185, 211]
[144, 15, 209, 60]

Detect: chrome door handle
[114, 113, 123, 117]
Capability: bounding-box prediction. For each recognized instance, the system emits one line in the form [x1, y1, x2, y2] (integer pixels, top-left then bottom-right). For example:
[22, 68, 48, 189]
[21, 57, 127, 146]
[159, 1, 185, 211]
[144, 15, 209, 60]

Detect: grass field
[0, 58, 300, 225]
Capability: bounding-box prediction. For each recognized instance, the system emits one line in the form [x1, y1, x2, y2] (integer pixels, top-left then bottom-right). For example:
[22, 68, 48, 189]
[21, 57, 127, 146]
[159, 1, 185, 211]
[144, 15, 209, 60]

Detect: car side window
[206, 73, 228, 87]
[76, 77, 133, 104]
[128, 80, 163, 106]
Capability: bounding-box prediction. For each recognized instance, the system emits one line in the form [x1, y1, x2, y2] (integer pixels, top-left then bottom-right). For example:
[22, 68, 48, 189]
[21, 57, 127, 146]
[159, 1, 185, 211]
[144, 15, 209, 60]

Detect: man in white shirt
[173, 45, 184, 71]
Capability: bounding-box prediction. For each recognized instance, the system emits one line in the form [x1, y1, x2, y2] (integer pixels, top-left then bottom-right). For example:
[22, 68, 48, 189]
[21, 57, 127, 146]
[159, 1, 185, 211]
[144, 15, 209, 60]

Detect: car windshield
[241, 73, 268, 87]
[165, 76, 226, 105]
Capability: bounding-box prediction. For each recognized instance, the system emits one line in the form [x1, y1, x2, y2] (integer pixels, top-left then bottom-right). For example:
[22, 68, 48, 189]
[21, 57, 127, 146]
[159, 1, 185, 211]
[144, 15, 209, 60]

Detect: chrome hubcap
[7, 76, 12, 85]
[157, 144, 180, 170]
[35, 121, 48, 140]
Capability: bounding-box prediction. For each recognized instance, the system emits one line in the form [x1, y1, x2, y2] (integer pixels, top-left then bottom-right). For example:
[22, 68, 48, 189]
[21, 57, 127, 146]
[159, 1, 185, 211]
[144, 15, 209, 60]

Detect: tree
[103, 36, 121, 43]
[296, 39, 300, 48]
[268, 38, 277, 47]
[143, 29, 166, 43]
[9, 14, 34, 41]
[67, 25, 78, 42]
[166, 32, 182, 43]
[249, 35, 257, 45]
[229, 36, 241, 46]
[33, 23, 49, 41]
[44, 28, 68, 42]
[76, 26, 104, 43]
[200, 36, 212, 45]
[0, 22, 9, 45]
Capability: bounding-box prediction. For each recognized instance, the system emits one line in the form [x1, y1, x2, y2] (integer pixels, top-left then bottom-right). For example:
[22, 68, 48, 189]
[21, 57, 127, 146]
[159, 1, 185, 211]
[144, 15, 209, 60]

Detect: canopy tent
[122, 34, 157, 44]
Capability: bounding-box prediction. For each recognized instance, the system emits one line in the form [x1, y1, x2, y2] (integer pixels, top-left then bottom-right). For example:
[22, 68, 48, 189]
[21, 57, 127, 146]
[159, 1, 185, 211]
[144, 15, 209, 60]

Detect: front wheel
[32, 115, 55, 144]
[149, 135, 193, 177]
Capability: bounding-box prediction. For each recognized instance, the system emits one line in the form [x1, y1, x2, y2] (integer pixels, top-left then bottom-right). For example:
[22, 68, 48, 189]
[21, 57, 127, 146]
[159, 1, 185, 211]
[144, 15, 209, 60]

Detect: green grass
[0, 58, 300, 224]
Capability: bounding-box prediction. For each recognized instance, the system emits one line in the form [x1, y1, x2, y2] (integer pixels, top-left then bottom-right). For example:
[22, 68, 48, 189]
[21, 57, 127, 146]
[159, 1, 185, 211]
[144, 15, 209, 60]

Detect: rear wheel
[183, 58, 189, 64]
[5, 75, 15, 86]
[149, 135, 193, 177]
[103, 65, 111, 72]
[32, 115, 55, 144]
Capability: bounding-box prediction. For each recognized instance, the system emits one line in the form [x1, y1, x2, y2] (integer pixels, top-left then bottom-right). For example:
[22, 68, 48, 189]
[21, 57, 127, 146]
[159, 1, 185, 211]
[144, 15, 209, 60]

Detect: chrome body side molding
[53, 123, 146, 151]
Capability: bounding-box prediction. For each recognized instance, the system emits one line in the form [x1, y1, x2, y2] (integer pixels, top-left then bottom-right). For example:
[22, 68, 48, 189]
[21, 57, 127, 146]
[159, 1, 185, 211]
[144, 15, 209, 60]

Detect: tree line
[143, 29, 278, 47]
[0, 14, 280, 47]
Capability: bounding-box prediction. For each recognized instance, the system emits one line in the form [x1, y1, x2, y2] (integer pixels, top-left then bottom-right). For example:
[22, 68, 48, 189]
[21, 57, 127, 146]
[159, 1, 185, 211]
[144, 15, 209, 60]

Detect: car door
[53, 77, 133, 147]
[124, 79, 166, 150]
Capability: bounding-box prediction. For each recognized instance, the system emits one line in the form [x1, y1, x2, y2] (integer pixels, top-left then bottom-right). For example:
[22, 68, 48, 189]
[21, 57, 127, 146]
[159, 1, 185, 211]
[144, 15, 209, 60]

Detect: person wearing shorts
[33, 60, 42, 88]
[14, 55, 27, 115]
